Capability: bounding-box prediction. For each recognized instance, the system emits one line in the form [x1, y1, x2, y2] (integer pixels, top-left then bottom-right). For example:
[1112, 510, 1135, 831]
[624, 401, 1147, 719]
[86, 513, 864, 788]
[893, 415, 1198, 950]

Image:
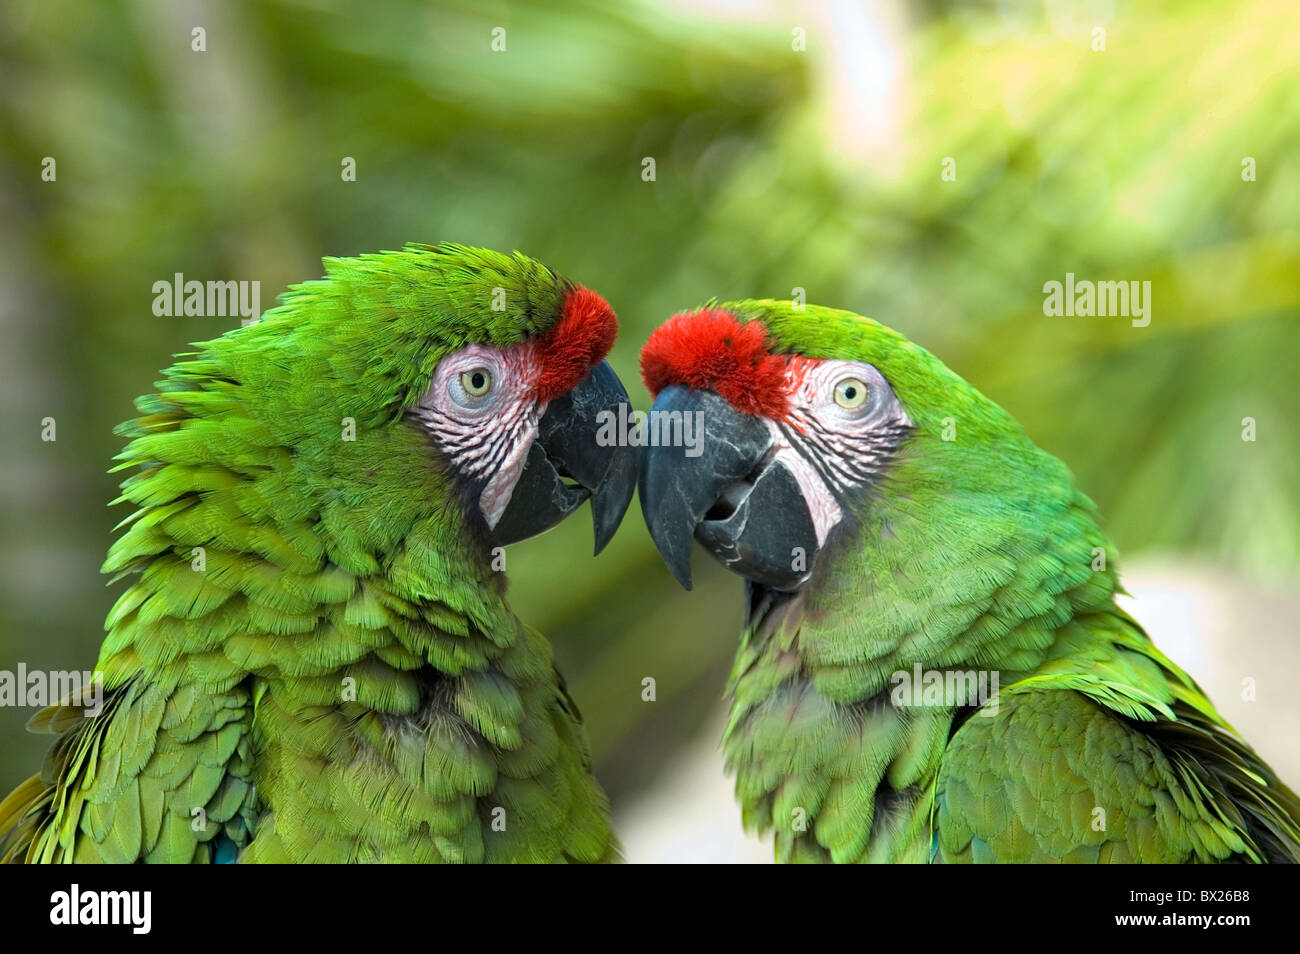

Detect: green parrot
[637, 301, 1300, 863]
[0, 243, 635, 863]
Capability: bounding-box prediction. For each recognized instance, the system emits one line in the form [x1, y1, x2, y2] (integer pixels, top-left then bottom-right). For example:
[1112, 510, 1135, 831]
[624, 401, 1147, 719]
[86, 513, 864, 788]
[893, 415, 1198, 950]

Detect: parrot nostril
[705, 448, 779, 522]
[706, 479, 751, 521]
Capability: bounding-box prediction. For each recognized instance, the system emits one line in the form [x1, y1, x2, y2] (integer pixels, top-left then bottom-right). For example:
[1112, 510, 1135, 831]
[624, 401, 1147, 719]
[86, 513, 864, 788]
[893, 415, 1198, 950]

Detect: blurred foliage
[1, 0, 1296, 805]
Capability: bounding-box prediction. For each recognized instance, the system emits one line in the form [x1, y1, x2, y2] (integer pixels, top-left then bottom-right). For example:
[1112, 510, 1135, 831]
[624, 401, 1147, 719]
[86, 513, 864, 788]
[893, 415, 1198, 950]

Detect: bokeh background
[1, 0, 1297, 862]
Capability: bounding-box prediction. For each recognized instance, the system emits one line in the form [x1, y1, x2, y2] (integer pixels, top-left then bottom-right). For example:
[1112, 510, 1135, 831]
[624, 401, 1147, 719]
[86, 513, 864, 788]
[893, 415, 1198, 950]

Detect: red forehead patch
[640, 308, 790, 418]
[533, 286, 618, 403]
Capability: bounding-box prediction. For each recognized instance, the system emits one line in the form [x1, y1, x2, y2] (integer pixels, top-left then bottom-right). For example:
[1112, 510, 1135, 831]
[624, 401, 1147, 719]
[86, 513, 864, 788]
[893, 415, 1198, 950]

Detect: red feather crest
[640, 308, 790, 418]
[533, 286, 618, 403]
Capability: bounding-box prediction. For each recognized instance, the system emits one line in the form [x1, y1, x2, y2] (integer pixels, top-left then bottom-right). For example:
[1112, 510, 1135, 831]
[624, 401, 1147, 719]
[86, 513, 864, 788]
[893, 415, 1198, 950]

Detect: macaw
[637, 301, 1300, 863]
[0, 243, 635, 863]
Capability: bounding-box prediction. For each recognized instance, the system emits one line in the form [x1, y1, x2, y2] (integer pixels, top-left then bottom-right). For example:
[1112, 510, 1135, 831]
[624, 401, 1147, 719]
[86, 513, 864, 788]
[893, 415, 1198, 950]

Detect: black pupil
[844, 386, 857, 399]
[471, 373, 485, 389]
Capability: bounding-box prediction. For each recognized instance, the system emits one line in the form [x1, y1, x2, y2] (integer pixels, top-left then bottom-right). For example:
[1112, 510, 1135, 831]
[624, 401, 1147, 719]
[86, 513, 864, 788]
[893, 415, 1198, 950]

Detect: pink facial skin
[769, 357, 913, 546]
[409, 341, 548, 528]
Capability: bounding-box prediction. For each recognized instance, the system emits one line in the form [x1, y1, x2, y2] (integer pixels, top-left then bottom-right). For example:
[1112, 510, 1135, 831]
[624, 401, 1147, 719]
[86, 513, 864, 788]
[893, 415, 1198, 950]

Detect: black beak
[492, 360, 637, 554]
[638, 386, 818, 590]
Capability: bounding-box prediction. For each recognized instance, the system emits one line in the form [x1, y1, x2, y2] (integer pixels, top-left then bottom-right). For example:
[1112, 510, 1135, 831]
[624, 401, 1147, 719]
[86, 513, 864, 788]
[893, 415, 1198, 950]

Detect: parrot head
[198, 243, 637, 559]
[637, 300, 1064, 592]
[396, 251, 637, 552]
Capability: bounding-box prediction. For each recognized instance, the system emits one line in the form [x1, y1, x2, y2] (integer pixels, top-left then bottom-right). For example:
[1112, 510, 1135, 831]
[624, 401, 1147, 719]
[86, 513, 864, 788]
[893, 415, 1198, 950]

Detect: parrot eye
[459, 368, 493, 396]
[461, 368, 493, 395]
[447, 365, 497, 410]
[833, 377, 869, 409]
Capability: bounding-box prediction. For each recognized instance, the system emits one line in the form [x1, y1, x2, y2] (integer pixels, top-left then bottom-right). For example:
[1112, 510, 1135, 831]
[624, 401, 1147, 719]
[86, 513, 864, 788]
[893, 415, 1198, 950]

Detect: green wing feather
[0, 680, 257, 863]
[935, 612, 1300, 863]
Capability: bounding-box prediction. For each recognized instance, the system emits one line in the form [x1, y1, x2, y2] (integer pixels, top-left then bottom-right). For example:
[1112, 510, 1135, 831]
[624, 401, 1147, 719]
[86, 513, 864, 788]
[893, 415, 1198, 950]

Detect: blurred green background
[2, 0, 1298, 854]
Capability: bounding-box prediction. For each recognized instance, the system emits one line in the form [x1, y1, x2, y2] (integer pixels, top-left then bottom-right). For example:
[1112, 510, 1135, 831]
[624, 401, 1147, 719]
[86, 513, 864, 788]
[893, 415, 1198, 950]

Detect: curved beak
[492, 360, 638, 553]
[638, 386, 818, 590]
